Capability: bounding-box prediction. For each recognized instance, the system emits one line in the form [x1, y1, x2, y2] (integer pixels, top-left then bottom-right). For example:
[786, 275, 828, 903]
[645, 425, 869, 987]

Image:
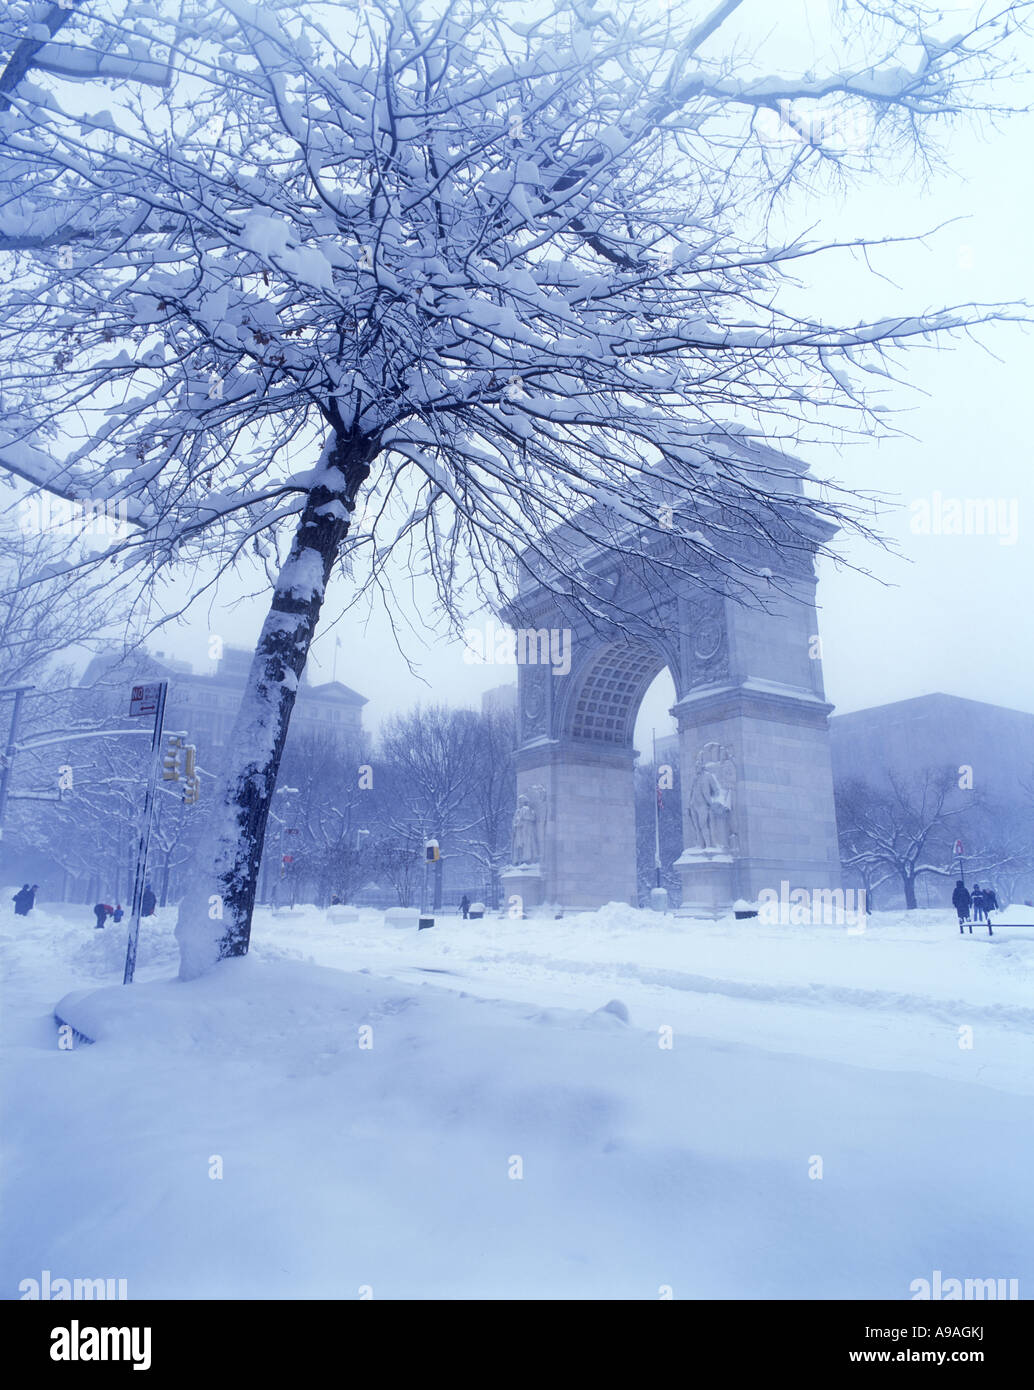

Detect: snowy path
[3, 899, 1033, 1299]
[249, 905, 1034, 1099]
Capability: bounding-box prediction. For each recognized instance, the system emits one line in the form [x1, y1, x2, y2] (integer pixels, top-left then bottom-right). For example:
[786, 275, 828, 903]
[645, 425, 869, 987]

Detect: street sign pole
[0, 685, 33, 841]
[123, 681, 168, 985]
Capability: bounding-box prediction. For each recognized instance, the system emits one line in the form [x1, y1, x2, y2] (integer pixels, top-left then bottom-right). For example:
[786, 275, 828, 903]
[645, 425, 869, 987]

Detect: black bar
[3, 1298, 1026, 1376]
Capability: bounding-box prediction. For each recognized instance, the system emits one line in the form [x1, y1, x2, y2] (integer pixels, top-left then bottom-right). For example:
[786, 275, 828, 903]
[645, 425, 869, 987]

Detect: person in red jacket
[93, 902, 113, 930]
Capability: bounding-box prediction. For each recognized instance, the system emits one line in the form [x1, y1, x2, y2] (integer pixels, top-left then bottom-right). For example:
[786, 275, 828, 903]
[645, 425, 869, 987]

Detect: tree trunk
[903, 872, 918, 910]
[174, 431, 373, 979]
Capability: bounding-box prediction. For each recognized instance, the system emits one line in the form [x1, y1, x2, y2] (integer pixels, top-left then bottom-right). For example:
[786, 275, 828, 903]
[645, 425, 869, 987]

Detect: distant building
[481, 683, 517, 717]
[81, 646, 366, 764]
[829, 693, 1034, 803]
[652, 733, 679, 766]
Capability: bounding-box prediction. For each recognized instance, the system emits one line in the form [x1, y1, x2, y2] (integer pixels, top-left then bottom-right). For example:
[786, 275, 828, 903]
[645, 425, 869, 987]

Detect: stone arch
[499, 455, 843, 918]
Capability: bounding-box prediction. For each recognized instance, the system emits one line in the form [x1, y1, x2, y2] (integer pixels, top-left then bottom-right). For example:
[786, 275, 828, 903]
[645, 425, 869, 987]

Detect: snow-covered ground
[3, 896, 1033, 1299]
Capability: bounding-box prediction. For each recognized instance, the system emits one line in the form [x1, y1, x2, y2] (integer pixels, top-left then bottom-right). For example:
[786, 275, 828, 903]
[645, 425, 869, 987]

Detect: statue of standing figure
[686, 744, 735, 851]
[510, 787, 544, 865]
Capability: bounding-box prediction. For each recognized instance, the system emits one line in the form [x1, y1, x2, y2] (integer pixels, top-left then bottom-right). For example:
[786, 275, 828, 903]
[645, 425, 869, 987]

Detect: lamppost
[271, 785, 300, 906]
[349, 826, 369, 904]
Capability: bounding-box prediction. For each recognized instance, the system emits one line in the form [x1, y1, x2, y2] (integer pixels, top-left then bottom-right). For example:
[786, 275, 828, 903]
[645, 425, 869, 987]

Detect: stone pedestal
[674, 848, 735, 918]
[514, 741, 638, 909]
[500, 865, 543, 915]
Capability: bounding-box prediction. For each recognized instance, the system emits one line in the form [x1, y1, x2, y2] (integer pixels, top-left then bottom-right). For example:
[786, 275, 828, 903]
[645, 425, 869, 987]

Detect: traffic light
[181, 746, 199, 804]
[425, 839, 440, 863]
[162, 734, 183, 781]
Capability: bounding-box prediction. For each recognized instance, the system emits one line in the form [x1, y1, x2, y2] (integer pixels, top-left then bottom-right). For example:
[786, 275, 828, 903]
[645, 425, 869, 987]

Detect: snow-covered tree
[378, 705, 487, 909]
[0, 0, 175, 117]
[1, 0, 1030, 975]
[457, 706, 516, 909]
[0, 509, 121, 691]
[270, 728, 373, 906]
[836, 766, 981, 909]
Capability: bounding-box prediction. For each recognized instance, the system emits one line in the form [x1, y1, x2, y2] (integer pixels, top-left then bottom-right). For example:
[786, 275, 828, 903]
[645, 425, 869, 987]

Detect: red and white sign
[953, 839, 965, 857]
[129, 682, 163, 717]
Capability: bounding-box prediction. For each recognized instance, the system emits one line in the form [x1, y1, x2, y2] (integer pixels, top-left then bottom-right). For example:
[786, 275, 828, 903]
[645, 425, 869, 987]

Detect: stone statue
[686, 743, 735, 851]
[511, 793, 539, 865]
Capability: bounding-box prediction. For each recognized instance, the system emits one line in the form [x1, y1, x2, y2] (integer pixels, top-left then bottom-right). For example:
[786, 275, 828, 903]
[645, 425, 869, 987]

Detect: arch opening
[564, 640, 671, 747]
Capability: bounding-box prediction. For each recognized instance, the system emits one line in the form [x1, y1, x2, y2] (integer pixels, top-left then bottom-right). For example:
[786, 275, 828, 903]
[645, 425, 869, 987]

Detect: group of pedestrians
[93, 883, 156, 929]
[952, 880, 999, 936]
[11, 881, 164, 928]
[12, 884, 38, 916]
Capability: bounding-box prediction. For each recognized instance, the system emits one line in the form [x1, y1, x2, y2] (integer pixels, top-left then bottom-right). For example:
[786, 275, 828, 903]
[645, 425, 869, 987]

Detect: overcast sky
[138, 1, 1033, 747]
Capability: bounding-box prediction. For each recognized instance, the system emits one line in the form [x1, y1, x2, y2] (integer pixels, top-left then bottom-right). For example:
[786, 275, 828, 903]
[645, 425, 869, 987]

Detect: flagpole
[652, 727, 662, 887]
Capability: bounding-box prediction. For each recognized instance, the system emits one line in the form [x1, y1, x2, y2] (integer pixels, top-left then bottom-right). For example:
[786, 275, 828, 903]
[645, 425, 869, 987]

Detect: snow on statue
[686, 744, 736, 852]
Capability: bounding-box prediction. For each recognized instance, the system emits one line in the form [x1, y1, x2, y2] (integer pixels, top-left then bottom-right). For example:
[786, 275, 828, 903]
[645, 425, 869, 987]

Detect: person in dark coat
[141, 884, 157, 917]
[952, 880, 972, 934]
[459, 894, 470, 920]
[12, 884, 32, 916]
[93, 902, 113, 930]
[112, 904, 124, 923]
[971, 884, 984, 924]
[982, 886, 999, 935]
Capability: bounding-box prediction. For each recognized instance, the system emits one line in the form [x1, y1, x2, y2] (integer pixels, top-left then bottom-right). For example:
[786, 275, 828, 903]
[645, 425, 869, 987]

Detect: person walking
[982, 885, 999, 936]
[141, 883, 157, 917]
[93, 902, 113, 930]
[971, 884, 985, 924]
[952, 880, 972, 934]
[459, 894, 470, 920]
[12, 884, 32, 916]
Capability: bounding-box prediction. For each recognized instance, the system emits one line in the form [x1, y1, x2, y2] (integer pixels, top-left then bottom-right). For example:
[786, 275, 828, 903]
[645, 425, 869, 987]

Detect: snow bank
[4, 901, 1033, 1298]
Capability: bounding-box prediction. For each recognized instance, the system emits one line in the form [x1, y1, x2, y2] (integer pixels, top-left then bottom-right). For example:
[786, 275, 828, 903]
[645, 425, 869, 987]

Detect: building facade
[81, 646, 366, 766]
